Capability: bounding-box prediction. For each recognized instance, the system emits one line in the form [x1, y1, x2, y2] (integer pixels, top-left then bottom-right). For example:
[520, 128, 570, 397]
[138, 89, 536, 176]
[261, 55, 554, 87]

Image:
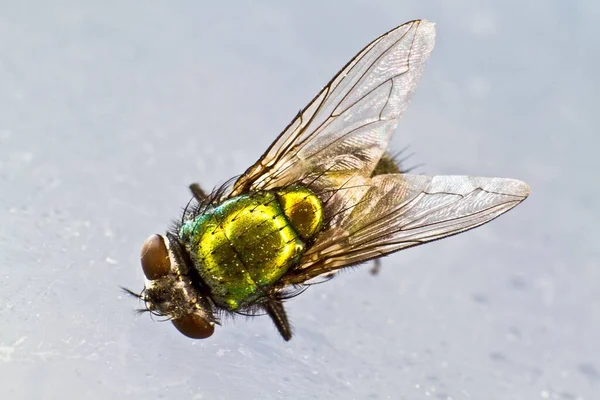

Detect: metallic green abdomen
[179, 186, 322, 310]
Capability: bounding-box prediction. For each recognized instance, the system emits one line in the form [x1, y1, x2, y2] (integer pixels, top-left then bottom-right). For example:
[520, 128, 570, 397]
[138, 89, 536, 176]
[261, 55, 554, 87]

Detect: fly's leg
[264, 300, 292, 341]
[370, 259, 381, 275]
[189, 183, 208, 202]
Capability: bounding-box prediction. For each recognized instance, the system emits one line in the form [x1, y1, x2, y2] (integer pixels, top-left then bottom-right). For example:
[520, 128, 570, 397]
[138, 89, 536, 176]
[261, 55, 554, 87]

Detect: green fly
[125, 20, 530, 341]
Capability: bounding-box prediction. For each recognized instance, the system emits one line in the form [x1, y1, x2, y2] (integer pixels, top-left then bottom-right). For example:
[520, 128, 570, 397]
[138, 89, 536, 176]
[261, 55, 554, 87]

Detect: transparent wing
[230, 20, 435, 197]
[283, 174, 530, 284]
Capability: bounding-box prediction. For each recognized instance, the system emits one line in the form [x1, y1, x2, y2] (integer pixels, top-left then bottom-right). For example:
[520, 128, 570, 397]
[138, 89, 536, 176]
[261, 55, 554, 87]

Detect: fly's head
[129, 234, 217, 339]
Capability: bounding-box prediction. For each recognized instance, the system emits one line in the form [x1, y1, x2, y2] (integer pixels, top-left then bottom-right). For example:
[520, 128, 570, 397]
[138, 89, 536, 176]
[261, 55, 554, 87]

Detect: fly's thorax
[139, 234, 215, 339]
[276, 185, 323, 241]
[179, 188, 323, 311]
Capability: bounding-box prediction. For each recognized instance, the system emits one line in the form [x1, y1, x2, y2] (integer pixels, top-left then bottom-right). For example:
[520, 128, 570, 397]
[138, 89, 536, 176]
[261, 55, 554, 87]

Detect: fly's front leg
[189, 183, 208, 202]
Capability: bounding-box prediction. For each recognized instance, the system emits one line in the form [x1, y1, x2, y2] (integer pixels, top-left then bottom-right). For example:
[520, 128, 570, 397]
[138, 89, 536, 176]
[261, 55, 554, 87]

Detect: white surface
[0, 1, 598, 399]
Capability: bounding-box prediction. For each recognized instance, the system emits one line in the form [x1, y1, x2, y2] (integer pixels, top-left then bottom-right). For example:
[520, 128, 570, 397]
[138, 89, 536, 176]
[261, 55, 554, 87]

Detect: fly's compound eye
[140, 234, 171, 280]
[172, 313, 215, 339]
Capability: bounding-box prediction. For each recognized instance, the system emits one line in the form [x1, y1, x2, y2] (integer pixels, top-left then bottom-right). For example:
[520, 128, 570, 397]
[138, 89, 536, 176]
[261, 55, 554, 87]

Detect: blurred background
[0, 1, 598, 399]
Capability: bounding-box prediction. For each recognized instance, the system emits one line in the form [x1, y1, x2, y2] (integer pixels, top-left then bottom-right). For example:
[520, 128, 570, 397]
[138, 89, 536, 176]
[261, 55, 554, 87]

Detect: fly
[124, 20, 530, 341]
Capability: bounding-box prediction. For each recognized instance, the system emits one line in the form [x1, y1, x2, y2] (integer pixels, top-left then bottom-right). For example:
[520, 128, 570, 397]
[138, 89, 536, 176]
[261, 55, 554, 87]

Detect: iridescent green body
[179, 186, 323, 310]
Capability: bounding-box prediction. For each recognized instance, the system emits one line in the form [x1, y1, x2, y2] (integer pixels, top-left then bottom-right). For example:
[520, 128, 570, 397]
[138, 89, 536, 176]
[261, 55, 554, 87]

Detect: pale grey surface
[0, 1, 598, 399]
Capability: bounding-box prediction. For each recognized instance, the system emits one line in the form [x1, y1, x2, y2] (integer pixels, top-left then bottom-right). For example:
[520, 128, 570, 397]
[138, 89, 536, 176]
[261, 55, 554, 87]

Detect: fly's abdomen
[180, 187, 323, 310]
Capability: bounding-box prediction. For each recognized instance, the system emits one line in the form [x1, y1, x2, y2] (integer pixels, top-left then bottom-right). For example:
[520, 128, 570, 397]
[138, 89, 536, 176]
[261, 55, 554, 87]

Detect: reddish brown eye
[140, 234, 171, 280]
[172, 313, 215, 339]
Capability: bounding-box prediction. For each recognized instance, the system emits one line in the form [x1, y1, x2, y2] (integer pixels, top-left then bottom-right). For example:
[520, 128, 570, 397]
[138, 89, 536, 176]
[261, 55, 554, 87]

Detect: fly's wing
[283, 174, 530, 285]
[230, 20, 435, 197]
